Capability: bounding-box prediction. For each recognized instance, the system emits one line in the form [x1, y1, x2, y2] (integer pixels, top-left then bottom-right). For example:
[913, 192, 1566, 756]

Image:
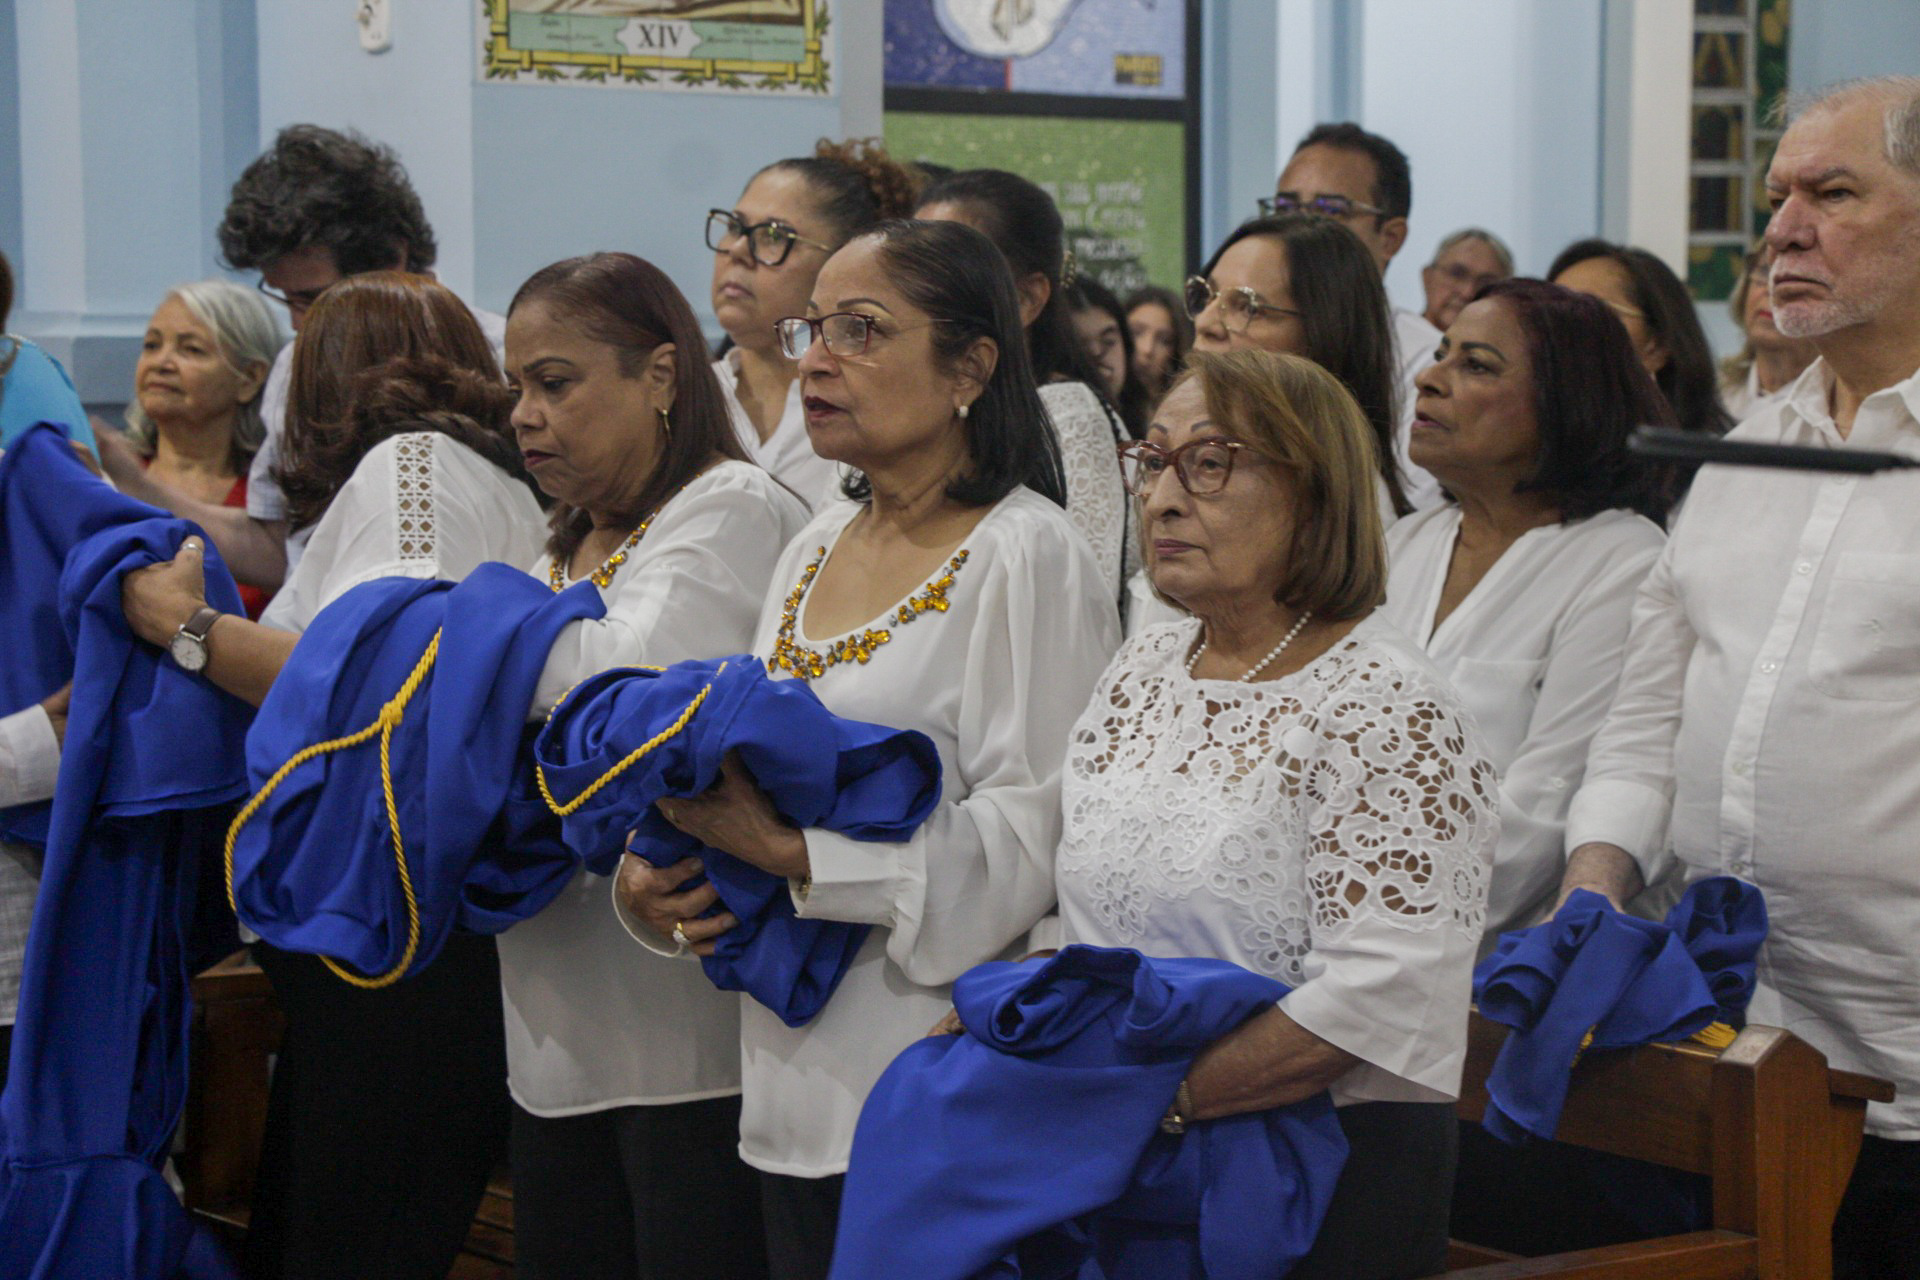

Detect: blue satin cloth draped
[1472, 876, 1768, 1144]
[0, 423, 251, 1278]
[229, 567, 605, 980]
[832, 945, 1349, 1279]
[533, 657, 942, 1027]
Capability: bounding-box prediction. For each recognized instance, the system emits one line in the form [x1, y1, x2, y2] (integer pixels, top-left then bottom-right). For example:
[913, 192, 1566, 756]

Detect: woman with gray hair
[124, 280, 280, 615]
[1420, 228, 1514, 333]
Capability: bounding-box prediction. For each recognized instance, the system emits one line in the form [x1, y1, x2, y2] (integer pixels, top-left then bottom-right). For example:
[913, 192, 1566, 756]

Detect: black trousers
[1288, 1101, 1458, 1280]
[243, 935, 509, 1280]
[510, 1096, 768, 1280]
[1835, 1134, 1920, 1280]
[760, 1102, 1452, 1280]
[760, 1170, 844, 1280]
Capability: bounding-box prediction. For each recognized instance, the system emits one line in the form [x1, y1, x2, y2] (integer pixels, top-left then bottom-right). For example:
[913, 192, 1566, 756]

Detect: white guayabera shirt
[1568, 358, 1920, 1139]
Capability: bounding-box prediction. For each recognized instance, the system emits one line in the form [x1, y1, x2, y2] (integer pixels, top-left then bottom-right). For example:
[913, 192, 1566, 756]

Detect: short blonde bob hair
[1147, 349, 1387, 621]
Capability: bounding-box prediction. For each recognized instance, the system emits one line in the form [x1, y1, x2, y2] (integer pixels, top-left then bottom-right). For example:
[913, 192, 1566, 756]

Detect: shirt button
[1796, 561, 1813, 575]
[1761, 660, 1780, 674]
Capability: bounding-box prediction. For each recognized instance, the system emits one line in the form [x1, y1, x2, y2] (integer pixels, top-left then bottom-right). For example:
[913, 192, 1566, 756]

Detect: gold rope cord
[535, 661, 729, 818]
[223, 631, 441, 989]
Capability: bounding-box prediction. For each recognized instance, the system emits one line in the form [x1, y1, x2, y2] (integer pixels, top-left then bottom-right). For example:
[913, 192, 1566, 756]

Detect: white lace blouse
[498, 462, 811, 1116]
[259, 432, 547, 634]
[1041, 381, 1129, 605]
[1055, 615, 1500, 1105]
[735, 486, 1122, 1176]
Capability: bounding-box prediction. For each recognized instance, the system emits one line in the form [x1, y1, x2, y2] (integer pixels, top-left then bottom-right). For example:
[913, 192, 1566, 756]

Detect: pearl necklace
[1186, 611, 1313, 683]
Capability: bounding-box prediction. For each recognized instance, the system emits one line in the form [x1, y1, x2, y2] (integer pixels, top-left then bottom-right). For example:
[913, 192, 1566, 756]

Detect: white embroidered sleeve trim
[393, 433, 437, 564]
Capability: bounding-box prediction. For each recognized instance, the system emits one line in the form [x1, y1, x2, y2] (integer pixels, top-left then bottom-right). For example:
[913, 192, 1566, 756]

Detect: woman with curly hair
[119, 271, 544, 1280]
[708, 138, 923, 509]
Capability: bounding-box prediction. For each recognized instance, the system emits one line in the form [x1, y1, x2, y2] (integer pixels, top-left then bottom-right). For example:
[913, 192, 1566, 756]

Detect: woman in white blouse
[1383, 279, 1671, 941]
[496, 252, 809, 1280]
[615, 219, 1121, 1280]
[1128, 214, 1410, 633]
[708, 139, 922, 511]
[914, 170, 1132, 611]
[1066, 350, 1499, 1280]
[119, 272, 545, 1280]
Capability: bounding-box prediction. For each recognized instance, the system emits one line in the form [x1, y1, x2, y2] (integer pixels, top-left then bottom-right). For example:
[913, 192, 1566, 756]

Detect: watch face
[169, 630, 208, 672]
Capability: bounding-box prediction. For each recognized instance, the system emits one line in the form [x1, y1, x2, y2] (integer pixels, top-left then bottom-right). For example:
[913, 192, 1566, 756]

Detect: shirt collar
[1780, 357, 1920, 447]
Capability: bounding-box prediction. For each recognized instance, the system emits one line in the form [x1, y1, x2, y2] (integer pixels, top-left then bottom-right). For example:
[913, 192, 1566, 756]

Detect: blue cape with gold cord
[533, 658, 942, 1027]
[832, 945, 1349, 1279]
[1472, 876, 1768, 1144]
[0, 423, 251, 1278]
[227, 567, 604, 983]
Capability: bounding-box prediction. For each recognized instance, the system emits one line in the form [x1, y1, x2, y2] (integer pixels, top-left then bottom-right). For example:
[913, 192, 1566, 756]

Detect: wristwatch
[168, 606, 223, 673]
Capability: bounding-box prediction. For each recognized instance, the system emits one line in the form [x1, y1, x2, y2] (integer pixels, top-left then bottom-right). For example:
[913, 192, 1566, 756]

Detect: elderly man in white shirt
[1559, 76, 1920, 1280]
[1266, 122, 1446, 509]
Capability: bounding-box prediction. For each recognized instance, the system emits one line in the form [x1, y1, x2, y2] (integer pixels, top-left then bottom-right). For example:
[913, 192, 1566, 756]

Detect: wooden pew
[1439, 1012, 1893, 1279]
[177, 950, 284, 1234]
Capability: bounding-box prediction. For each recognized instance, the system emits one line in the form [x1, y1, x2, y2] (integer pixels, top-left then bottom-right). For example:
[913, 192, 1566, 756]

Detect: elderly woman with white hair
[1421, 228, 1515, 334]
[123, 280, 280, 616]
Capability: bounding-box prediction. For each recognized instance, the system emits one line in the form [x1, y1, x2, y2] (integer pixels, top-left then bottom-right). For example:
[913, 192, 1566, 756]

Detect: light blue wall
[0, 0, 21, 300]
[1792, 0, 1920, 91]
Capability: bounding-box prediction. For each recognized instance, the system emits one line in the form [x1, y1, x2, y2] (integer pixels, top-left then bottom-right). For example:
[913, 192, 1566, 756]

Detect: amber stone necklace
[549, 486, 686, 592]
[768, 545, 971, 680]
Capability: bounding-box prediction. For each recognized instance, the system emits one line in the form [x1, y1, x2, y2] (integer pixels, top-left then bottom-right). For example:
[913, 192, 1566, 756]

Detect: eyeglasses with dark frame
[1183, 275, 1301, 334]
[706, 209, 835, 268]
[1257, 192, 1390, 221]
[256, 278, 332, 313]
[774, 312, 951, 360]
[1117, 438, 1264, 497]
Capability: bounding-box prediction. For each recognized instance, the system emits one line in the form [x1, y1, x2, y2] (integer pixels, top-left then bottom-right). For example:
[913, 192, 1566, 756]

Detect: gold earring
[657, 406, 672, 441]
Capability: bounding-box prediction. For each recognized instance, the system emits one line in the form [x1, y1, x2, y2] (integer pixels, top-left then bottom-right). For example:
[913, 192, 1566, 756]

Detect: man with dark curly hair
[98, 126, 504, 591]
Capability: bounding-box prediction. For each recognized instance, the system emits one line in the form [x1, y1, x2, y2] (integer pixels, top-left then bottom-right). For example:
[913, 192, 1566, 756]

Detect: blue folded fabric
[533, 658, 942, 1027]
[230, 567, 605, 980]
[1473, 877, 1768, 1144]
[0, 423, 250, 1278]
[832, 945, 1349, 1279]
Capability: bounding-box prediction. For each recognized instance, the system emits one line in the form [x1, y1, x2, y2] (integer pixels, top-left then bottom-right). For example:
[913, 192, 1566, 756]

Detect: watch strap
[181, 605, 223, 642]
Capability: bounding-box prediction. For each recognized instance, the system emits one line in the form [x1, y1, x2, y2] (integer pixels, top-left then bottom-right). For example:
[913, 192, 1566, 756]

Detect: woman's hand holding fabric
[121, 539, 208, 647]
[613, 853, 738, 958]
[655, 750, 810, 880]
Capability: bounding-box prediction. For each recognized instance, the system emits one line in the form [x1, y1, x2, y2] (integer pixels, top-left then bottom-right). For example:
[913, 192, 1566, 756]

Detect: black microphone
[1628, 427, 1920, 476]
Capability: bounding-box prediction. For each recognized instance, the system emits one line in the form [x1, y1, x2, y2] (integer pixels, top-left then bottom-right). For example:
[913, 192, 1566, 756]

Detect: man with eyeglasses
[95, 126, 505, 590]
[1266, 122, 1444, 508]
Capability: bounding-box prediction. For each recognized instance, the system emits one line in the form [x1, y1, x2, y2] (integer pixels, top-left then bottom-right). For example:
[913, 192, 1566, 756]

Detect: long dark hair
[1203, 214, 1408, 515]
[914, 169, 1111, 395]
[278, 272, 524, 532]
[1123, 283, 1193, 398]
[511, 252, 751, 561]
[1063, 277, 1151, 438]
[1548, 239, 1734, 444]
[844, 219, 1066, 509]
[1476, 279, 1673, 524]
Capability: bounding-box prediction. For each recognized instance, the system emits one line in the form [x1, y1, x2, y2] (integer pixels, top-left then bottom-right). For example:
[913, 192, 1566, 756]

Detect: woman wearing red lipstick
[497, 252, 809, 1280]
[1067, 350, 1498, 1278]
[617, 219, 1121, 1279]
[1720, 243, 1818, 421]
[708, 139, 922, 510]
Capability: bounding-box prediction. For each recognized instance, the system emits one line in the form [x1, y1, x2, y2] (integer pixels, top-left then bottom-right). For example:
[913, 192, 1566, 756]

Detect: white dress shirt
[0, 706, 58, 1026]
[715, 350, 843, 512]
[731, 487, 1121, 1176]
[1392, 306, 1445, 510]
[497, 462, 810, 1116]
[249, 304, 509, 574]
[1381, 506, 1665, 938]
[1567, 358, 1920, 1138]
[1056, 615, 1500, 1105]
[1719, 364, 1791, 425]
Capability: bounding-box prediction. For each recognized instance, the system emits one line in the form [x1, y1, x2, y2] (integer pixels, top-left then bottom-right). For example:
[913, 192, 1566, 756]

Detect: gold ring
[671, 921, 690, 947]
